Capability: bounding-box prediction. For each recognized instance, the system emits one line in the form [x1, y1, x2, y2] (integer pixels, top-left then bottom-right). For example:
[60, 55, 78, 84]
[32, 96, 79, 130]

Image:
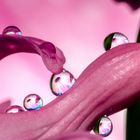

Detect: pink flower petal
[0, 35, 66, 74]
[0, 36, 140, 140]
[26, 36, 66, 74]
[48, 131, 102, 140]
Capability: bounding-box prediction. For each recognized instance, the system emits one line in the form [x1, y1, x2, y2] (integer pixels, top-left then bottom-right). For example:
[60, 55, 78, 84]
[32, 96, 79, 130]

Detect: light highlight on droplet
[6, 105, 24, 113]
[50, 69, 76, 96]
[23, 94, 43, 110]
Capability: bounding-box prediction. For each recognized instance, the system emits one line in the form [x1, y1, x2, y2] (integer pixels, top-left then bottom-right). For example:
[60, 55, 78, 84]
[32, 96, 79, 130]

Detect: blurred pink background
[0, 0, 139, 139]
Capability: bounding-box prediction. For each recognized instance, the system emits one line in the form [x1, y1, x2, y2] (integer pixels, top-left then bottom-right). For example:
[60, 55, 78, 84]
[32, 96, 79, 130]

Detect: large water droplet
[6, 105, 24, 113]
[23, 94, 43, 110]
[104, 32, 129, 51]
[50, 69, 76, 96]
[2, 26, 22, 36]
[94, 115, 113, 137]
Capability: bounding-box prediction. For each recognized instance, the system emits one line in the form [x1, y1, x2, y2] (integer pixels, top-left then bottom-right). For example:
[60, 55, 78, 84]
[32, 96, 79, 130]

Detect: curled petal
[0, 35, 66, 74]
[0, 41, 140, 139]
[26, 37, 66, 74]
[38, 42, 65, 74]
[0, 35, 38, 59]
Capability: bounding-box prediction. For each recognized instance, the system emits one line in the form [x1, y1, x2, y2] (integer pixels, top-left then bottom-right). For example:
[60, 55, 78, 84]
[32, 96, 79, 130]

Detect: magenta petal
[39, 43, 140, 138]
[1, 43, 140, 140]
[39, 42, 66, 74]
[39, 42, 56, 58]
[0, 35, 66, 74]
[26, 37, 66, 74]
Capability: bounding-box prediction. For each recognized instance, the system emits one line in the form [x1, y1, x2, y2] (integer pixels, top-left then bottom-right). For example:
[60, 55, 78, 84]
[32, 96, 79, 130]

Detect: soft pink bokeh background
[0, 0, 139, 139]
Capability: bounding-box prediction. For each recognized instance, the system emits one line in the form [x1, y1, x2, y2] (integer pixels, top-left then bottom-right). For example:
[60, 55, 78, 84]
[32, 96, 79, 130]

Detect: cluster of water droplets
[2, 25, 76, 110]
[2, 26, 115, 137]
[5, 69, 76, 112]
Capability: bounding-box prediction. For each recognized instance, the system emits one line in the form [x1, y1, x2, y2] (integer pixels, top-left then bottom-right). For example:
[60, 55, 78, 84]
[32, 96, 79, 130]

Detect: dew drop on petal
[6, 105, 24, 113]
[23, 94, 43, 110]
[50, 69, 76, 96]
[2, 26, 22, 36]
[94, 115, 113, 137]
[104, 32, 129, 51]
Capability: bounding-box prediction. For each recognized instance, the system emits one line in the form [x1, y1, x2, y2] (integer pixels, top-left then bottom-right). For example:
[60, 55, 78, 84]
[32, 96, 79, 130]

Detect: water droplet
[23, 94, 43, 110]
[94, 115, 113, 137]
[104, 32, 129, 51]
[50, 69, 76, 96]
[2, 26, 22, 36]
[6, 105, 24, 113]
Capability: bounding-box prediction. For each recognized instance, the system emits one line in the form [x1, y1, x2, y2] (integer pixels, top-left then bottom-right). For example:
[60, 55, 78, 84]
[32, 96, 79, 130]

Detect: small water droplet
[23, 94, 43, 110]
[50, 69, 76, 96]
[6, 105, 24, 113]
[94, 115, 113, 137]
[2, 26, 22, 36]
[104, 32, 129, 51]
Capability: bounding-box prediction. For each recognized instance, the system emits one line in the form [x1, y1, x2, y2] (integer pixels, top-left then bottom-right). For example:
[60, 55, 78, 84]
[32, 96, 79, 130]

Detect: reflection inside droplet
[104, 32, 129, 51]
[2, 26, 22, 36]
[94, 115, 113, 137]
[111, 33, 129, 48]
[50, 69, 76, 96]
[23, 94, 43, 110]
